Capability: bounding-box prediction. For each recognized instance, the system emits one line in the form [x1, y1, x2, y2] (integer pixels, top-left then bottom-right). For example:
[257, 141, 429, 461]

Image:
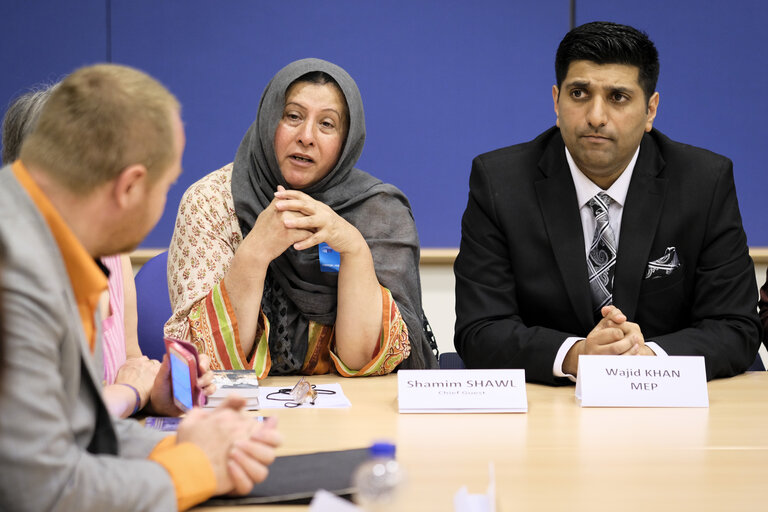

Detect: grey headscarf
[232, 58, 437, 372]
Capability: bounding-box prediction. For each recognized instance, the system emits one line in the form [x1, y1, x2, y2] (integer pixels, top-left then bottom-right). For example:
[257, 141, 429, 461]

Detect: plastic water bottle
[353, 442, 407, 511]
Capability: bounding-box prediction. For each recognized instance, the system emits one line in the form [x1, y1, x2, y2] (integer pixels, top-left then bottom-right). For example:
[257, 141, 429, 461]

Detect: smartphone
[164, 337, 205, 411]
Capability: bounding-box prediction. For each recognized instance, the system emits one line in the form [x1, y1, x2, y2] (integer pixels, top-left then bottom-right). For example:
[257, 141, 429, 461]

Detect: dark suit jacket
[758, 270, 768, 348]
[454, 127, 760, 385]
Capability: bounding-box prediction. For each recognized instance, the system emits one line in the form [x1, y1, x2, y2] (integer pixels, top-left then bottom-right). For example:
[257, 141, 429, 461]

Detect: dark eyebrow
[565, 80, 590, 89]
[565, 81, 636, 96]
[609, 86, 634, 96]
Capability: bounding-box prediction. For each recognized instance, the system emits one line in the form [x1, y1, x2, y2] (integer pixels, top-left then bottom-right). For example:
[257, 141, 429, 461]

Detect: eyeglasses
[265, 376, 337, 408]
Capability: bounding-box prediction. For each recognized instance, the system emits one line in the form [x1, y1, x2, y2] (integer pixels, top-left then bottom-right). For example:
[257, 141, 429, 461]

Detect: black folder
[203, 448, 369, 505]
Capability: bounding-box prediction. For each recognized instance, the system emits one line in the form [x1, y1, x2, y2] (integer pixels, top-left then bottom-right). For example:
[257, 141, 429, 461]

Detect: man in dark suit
[454, 21, 760, 385]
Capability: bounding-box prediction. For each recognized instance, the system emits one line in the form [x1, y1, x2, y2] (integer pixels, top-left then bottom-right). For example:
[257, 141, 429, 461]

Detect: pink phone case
[164, 337, 206, 408]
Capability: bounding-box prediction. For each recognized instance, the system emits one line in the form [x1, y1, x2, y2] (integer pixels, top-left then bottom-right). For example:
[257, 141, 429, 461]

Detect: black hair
[555, 21, 659, 103]
[292, 71, 339, 89]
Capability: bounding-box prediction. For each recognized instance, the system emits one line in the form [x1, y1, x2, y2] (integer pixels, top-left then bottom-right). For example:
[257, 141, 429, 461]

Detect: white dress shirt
[553, 146, 666, 381]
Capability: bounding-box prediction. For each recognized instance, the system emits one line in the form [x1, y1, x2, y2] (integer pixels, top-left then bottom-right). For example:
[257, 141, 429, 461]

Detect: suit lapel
[13, 167, 119, 454]
[82, 311, 119, 455]
[613, 132, 668, 319]
[535, 134, 595, 332]
[65, 280, 119, 455]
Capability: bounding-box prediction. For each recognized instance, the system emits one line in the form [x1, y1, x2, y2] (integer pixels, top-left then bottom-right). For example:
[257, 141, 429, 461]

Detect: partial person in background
[2, 87, 52, 165]
[0, 64, 280, 511]
[454, 21, 760, 384]
[757, 274, 768, 350]
[165, 58, 438, 377]
[0, 236, 5, 392]
[2, 86, 179, 418]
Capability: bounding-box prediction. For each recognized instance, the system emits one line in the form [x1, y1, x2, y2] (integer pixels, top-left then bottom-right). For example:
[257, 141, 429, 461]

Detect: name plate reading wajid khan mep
[397, 369, 527, 413]
[575, 355, 709, 408]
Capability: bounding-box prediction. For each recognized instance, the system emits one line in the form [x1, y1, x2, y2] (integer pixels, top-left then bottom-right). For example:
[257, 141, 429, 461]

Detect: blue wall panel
[3, 1, 765, 247]
[0, 1, 107, 123]
[109, 0, 568, 247]
[576, 0, 768, 246]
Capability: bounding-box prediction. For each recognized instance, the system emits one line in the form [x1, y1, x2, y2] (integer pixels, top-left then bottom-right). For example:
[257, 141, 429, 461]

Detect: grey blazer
[0, 165, 178, 511]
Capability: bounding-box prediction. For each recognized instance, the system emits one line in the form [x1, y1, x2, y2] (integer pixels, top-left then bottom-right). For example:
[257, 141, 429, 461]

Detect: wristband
[119, 383, 142, 416]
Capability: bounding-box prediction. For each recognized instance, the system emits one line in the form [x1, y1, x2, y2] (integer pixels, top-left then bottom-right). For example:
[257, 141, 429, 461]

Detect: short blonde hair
[20, 64, 180, 193]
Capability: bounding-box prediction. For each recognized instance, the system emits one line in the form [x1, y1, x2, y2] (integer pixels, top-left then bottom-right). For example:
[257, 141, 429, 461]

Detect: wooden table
[195, 372, 768, 511]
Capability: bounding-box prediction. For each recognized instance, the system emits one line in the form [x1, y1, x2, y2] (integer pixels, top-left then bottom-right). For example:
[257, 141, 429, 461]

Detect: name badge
[398, 369, 527, 413]
[575, 355, 708, 407]
[318, 242, 340, 272]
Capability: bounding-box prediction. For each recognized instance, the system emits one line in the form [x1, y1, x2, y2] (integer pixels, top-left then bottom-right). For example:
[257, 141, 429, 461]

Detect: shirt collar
[12, 160, 108, 306]
[565, 145, 640, 209]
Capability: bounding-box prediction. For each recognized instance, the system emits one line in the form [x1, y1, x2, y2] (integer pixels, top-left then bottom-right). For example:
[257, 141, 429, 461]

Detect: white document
[454, 462, 496, 512]
[398, 369, 527, 413]
[258, 383, 351, 409]
[309, 489, 362, 512]
[576, 355, 709, 407]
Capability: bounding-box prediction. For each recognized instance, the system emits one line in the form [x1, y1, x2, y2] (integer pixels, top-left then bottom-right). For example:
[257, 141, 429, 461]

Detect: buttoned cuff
[645, 341, 667, 356]
[553, 336, 581, 382]
[148, 435, 218, 511]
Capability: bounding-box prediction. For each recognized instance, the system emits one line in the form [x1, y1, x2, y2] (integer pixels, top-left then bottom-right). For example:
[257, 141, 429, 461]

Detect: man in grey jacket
[0, 64, 280, 511]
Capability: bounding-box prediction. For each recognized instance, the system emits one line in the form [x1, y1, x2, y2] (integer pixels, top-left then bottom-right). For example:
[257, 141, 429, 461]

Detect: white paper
[259, 383, 351, 409]
[398, 370, 527, 413]
[454, 462, 496, 512]
[309, 489, 361, 512]
[576, 355, 709, 407]
[454, 487, 491, 512]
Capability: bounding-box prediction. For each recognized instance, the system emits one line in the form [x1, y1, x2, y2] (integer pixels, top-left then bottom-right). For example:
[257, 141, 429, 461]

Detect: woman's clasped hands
[269, 185, 364, 256]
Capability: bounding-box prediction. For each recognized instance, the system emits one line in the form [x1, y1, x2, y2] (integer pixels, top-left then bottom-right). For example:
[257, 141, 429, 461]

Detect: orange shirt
[12, 161, 106, 351]
[13, 161, 217, 510]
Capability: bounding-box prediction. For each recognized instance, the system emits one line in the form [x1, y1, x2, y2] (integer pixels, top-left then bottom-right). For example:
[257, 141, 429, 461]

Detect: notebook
[203, 448, 369, 505]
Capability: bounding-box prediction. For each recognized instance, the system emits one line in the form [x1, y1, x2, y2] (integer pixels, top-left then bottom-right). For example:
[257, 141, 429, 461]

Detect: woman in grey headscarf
[166, 58, 438, 377]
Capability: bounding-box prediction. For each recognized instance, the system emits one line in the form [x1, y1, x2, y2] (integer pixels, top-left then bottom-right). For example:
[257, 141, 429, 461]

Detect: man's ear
[645, 91, 660, 132]
[112, 164, 148, 209]
[552, 85, 560, 127]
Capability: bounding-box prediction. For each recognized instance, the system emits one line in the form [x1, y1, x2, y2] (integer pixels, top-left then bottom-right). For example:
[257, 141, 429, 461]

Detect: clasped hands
[249, 185, 364, 262]
[119, 357, 280, 495]
[178, 396, 282, 495]
[153, 355, 280, 495]
[564, 305, 655, 375]
[585, 305, 655, 356]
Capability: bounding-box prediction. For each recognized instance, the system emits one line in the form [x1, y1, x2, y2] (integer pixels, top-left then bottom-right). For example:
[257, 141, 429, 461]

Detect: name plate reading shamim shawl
[398, 369, 527, 413]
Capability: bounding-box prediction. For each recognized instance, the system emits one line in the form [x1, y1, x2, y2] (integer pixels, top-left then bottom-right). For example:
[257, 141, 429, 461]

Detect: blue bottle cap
[369, 442, 396, 458]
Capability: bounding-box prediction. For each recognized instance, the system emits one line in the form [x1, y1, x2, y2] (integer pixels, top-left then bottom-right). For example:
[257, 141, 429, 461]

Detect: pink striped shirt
[101, 254, 126, 385]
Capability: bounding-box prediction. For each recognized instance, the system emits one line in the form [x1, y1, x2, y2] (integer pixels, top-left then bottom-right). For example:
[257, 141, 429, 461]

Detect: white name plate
[398, 369, 527, 413]
[575, 355, 709, 407]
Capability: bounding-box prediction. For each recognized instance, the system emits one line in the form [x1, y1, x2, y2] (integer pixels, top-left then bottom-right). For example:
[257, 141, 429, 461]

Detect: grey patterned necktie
[587, 192, 616, 313]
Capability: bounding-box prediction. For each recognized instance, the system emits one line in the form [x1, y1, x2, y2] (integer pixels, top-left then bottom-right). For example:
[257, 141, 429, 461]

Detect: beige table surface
[195, 371, 768, 511]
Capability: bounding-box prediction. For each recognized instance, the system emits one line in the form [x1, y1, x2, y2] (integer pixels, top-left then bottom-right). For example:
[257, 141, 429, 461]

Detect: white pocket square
[644, 246, 680, 280]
